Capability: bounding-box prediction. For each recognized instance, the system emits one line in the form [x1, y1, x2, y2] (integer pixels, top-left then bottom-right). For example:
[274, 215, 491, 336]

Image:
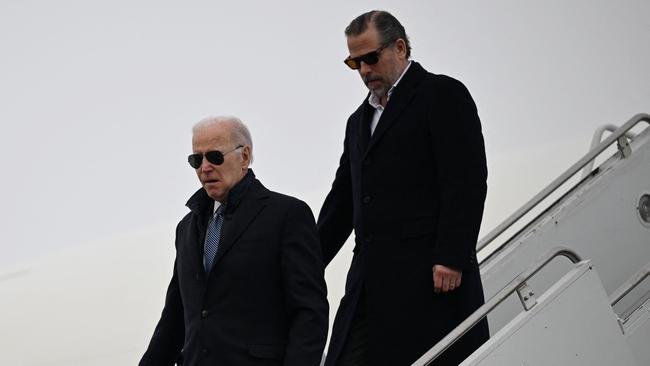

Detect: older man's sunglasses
[343, 41, 395, 70]
[188, 145, 243, 169]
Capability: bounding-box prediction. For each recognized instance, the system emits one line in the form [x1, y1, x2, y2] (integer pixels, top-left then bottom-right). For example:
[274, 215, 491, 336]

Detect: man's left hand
[432, 264, 462, 294]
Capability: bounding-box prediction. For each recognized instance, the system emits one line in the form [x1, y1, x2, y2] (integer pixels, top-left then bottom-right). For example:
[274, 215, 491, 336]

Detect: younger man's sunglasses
[343, 40, 395, 70]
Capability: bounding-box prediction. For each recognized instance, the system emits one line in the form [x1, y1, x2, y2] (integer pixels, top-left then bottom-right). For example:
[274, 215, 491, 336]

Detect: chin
[205, 188, 224, 202]
[371, 87, 387, 99]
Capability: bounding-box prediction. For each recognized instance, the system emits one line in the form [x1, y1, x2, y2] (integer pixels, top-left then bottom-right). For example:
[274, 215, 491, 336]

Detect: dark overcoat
[318, 62, 489, 366]
[140, 172, 329, 366]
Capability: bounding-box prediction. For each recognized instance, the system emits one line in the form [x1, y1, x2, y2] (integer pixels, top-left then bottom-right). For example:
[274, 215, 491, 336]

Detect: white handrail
[411, 246, 582, 366]
[581, 124, 637, 179]
[477, 114, 650, 257]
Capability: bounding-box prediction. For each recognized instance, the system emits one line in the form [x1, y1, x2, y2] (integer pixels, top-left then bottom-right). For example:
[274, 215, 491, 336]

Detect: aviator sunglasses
[188, 145, 243, 169]
[343, 40, 396, 70]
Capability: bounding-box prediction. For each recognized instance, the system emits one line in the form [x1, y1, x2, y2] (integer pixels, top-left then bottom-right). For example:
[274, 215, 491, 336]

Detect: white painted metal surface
[463, 262, 638, 366]
[414, 116, 650, 366]
[623, 297, 650, 366]
[411, 248, 581, 366]
[480, 121, 650, 335]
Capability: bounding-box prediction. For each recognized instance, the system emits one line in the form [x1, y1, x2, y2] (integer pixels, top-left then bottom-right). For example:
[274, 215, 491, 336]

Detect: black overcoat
[140, 172, 329, 366]
[318, 62, 489, 366]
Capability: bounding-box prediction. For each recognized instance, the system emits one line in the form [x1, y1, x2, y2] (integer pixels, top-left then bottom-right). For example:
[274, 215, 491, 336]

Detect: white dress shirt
[367, 61, 412, 135]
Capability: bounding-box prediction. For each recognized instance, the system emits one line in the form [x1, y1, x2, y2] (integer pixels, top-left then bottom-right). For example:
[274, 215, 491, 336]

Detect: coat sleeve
[317, 118, 354, 266]
[429, 76, 488, 271]
[139, 226, 185, 366]
[280, 199, 329, 366]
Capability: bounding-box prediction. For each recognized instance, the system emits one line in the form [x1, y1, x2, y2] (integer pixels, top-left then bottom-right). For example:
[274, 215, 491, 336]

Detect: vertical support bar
[516, 282, 537, 311]
[617, 135, 632, 157]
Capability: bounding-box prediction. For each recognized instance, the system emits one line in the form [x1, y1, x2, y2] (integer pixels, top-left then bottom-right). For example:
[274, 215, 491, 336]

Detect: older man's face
[346, 24, 407, 103]
[192, 123, 250, 202]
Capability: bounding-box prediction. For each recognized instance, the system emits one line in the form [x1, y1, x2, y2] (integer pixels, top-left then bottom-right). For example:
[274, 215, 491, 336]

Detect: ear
[394, 38, 407, 58]
[241, 145, 251, 169]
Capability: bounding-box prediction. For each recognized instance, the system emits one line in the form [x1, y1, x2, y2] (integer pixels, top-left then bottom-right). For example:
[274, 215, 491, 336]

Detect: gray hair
[345, 10, 411, 59]
[192, 115, 254, 163]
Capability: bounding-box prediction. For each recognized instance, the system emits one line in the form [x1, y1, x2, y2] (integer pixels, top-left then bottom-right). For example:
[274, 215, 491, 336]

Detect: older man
[140, 116, 328, 366]
[318, 10, 489, 366]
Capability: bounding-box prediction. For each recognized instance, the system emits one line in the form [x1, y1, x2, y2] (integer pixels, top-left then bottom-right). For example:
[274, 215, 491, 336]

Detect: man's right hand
[432, 264, 462, 294]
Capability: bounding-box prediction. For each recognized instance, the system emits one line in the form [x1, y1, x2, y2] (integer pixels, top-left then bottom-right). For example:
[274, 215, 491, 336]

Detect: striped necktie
[204, 205, 225, 272]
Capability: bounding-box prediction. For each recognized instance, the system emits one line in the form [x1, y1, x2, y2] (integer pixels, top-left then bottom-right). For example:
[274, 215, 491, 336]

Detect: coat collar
[211, 177, 269, 268]
[363, 61, 427, 157]
[185, 168, 255, 219]
[185, 169, 271, 275]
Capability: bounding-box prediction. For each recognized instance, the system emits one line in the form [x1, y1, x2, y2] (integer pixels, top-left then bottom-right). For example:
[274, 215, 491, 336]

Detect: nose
[200, 156, 214, 172]
[359, 61, 372, 76]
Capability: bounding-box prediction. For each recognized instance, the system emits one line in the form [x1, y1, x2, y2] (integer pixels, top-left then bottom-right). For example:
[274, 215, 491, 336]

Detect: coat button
[364, 235, 373, 244]
[201, 310, 209, 318]
[201, 348, 209, 355]
[363, 158, 372, 166]
[362, 195, 372, 204]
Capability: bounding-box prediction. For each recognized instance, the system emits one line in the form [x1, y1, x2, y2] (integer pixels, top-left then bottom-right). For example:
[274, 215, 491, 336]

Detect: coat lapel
[363, 62, 426, 158]
[357, 103, 373, 153]
[185, 188, 213, 274]
[209, 180, 269, 269]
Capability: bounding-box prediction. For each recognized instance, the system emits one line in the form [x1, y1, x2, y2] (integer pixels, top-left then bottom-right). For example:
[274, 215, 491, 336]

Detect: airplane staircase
[413, 113, 650, 365]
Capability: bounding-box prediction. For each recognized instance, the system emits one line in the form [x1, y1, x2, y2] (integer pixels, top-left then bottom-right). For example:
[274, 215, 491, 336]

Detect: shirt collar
[368, 60, 412, 109]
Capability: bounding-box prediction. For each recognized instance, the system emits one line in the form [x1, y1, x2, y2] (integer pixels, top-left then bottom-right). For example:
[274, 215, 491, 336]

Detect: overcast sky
[2, 0, 649, 266]
[1, 0, 649, 363]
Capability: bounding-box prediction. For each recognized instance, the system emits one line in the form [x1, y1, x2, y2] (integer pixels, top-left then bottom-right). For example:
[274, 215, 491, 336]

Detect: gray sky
[1, 0, 649, 363]
[1, 0, 649, 266]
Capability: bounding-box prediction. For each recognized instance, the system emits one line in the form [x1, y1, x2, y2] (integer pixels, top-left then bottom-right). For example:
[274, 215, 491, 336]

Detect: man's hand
[432, 264, 462, 294]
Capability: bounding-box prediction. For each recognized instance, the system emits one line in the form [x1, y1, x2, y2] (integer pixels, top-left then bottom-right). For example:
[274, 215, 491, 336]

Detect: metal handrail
[411, 247, 582, 366]
[478, 113, 650, 254]
[581, 124, 637, 179]
[610, 261, 650, 307]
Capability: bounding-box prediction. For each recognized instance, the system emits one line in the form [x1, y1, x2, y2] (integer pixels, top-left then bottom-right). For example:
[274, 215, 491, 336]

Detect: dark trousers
[337, 290, 369, 366]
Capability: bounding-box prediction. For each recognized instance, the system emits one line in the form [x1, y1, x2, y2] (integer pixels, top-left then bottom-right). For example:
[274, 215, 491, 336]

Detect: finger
[434, 272, 442, 293]
[446, 272, 460, 292]
[442, 274, 451, 293]
[434, 283, 441, 294]
[433, 268, 442, 294]
[449, 275, 457, 291]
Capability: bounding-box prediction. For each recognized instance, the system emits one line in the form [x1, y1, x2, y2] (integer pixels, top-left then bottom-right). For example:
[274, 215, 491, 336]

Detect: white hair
[192, 115, 254, 163]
